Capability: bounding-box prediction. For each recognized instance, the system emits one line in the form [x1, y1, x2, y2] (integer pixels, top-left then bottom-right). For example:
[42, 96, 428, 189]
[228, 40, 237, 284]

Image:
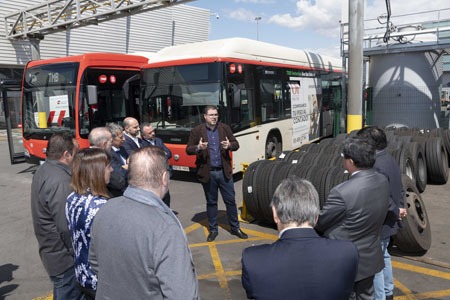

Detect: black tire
[398, 148, 415, 183]
[318, 138, 335, 149]
[259, 161, 275, 223]
[408, 142, 427, 193]
[265, 134, 282, 159]
[249, 160, 272, 221]
[425, 137, 449, 184]
[242, 160, 264, 220]
[334, 133, 348, 145]
[393, 175, 432, 253]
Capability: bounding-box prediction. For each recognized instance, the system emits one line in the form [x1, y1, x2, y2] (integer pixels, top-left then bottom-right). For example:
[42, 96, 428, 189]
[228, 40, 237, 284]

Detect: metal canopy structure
[4, 0, 194, 40]
[340, 7, 450, 57]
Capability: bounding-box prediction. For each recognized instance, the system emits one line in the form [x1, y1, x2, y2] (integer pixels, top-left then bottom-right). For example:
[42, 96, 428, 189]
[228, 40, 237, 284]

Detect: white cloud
[305, 45, 341, 59]
[225, 8, 259, 22]
[268, 0, 450, 38]
[269, 0, 343, 37]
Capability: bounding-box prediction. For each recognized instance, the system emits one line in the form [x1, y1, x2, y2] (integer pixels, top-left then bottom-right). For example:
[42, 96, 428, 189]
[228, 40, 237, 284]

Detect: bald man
[89, 147, 199, 299]
[122, 117, 141, 156]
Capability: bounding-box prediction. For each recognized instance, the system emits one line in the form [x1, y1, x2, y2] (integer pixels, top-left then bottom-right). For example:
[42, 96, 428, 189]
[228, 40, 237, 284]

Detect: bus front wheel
[265, 135, 281, 159]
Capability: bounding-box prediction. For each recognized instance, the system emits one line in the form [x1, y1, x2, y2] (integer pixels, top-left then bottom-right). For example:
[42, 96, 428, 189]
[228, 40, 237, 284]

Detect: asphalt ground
[1, 133, 450, 300]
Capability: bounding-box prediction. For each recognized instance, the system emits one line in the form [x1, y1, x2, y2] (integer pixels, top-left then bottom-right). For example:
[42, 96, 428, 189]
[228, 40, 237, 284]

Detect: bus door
[1, 80, 26, 164]
[79, 68, 141, 137]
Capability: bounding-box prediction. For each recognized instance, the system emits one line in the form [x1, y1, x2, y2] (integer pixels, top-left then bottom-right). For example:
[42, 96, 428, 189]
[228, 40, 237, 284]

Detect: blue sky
[189, 0, 450, 58]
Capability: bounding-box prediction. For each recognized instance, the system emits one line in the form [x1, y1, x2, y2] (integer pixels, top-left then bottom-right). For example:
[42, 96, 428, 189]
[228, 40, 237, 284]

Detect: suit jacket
[241, 228, 358, 300]
[89, 186, 199, 300]
[316, 169, 389, 281]
[186, 123, 239, 183]
[108, 146, 128, 198]
[374, 150, 404, 239]
[123, 134, 140, 156]
[140, 137, 172, 159]
[31, 159, 74, 276]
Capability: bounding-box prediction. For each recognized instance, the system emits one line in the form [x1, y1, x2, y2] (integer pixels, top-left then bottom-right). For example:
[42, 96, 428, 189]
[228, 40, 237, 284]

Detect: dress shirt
[125, 133, 140, 148]
[143, 138, 155, 146]
[206, 125, 222, 168]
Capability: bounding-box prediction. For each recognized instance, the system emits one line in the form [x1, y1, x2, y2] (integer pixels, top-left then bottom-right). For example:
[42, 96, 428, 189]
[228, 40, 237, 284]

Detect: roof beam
[4, 0, 195, 39]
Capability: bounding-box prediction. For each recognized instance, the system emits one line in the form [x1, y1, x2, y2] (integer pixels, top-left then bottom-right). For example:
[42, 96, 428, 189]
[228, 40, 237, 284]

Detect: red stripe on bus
[47, 111, 55, 124]
[57, 110, 66, 126]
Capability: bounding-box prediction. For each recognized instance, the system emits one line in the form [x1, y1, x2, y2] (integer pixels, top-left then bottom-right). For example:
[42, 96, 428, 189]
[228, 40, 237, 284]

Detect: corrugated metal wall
[0, 2, 210, 66]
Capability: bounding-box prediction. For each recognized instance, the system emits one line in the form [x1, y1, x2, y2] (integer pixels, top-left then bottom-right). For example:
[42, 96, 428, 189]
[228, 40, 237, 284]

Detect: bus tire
[393, 175, 431, 253]
[265, 134, 282, 159]
[408, 142, 427, 193]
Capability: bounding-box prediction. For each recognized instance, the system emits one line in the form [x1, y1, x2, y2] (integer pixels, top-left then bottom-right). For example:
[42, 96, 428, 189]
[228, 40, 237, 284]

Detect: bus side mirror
[229, 84, 240, 108]
[87, 85, 98, 105]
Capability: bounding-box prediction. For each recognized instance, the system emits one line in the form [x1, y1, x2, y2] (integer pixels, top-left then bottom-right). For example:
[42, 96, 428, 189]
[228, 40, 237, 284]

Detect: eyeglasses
[206, 114, 218, 117]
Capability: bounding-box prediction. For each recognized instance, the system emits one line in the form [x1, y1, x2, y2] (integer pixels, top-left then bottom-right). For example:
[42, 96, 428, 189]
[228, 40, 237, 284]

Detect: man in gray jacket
[89, 146, 199, 299]
[316, 136, 389, 300]
[31, 131, 83, 300]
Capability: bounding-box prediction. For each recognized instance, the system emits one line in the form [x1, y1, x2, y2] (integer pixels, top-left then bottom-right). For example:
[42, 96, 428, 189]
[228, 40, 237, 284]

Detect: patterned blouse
[66, 190, 108, 290]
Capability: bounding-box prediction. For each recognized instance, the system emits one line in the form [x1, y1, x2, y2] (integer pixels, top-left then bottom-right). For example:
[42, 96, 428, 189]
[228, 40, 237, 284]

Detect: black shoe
[386, 295, 394, 300]
[207, 231, 218, 242]
[231, 229, 248, 239]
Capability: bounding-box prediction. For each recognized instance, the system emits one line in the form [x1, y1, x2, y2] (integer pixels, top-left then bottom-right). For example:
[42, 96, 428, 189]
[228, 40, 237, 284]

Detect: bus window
[226, 63, 256, 131]
[79, 68, 140, 137]
[22, 62, 78, 139]
[141, 63, 224, 131]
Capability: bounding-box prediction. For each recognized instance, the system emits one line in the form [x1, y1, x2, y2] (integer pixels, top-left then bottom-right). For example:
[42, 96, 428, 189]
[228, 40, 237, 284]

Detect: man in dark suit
[89, 127, 126, 197]
[106, 122, 128, 186]
[139, 122, 172, 159]
[186, 105, 247, 242]
[140, 122, 172, 207]
[316, 136, 390, 300]
[358, 127, 407, 300]
[122, 117, 141, 156]
[242, 177, 358, 300]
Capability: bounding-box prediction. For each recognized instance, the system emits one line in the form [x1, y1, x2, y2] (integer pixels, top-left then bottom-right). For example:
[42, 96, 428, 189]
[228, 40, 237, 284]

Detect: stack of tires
[385, 127, 450, 189]
[243, 127, 449, 253]
[243, 158, 349, 224]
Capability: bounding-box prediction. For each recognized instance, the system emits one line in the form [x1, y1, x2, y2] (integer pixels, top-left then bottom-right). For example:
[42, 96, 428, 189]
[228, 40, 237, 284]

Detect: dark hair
[357, 126, 387, 150]
[342, 136, 376, 169]
[203, 105, 218, 115]
[71, 148, 111, 198]
[128, 146, 169, 189]
[46, 131, 76, 160]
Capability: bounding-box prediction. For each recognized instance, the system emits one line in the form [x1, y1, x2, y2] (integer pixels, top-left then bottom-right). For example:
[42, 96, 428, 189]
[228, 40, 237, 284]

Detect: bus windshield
[141, 63, 225, 131]
[22, 62, 78, 139]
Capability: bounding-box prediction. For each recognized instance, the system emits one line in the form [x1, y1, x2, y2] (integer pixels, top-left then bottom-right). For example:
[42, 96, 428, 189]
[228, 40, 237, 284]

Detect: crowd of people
[30, 106, 405, 300]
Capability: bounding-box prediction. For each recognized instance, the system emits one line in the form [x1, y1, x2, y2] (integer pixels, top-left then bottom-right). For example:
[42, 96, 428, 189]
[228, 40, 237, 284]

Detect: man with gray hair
[89, 126, 126, 197]
[241, 177, 358, 300]
[89, 146, 199, 299]
[88, 127, 112, 152]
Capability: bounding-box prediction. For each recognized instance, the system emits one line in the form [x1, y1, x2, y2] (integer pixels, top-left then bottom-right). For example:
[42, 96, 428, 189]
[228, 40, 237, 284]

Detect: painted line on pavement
[202, 226, 232, 300]
[393, 278, 418, 300]
[392, 260, 450, 280]
[32, 291, 52, 300]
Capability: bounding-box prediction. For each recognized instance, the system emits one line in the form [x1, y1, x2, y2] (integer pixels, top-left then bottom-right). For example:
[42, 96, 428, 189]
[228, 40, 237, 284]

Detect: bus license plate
[173, 165, 189, 172]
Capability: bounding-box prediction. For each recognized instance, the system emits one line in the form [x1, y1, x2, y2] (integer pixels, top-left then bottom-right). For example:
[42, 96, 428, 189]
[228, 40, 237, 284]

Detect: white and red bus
[139, 38, 343, 173]
[21, 53, 148, 163]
